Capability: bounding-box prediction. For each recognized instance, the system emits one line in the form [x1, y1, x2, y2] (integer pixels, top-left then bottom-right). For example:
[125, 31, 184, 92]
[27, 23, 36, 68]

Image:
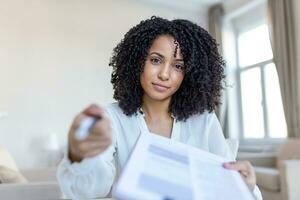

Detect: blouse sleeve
[56, 145, 116, 199]
[56, 107, 118, 200]
[206, 113, 235, 161]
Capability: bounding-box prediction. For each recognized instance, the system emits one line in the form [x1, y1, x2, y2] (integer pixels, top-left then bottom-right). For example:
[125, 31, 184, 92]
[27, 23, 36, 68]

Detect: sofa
[238, 139, 300, 200]
[0, 146, 62, 200]
[0, 140, 239, 200]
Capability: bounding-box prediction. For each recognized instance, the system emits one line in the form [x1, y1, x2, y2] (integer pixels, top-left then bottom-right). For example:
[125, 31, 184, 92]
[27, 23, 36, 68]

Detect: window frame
[234, 26, 286, 145]
[222, 0, 287, 147]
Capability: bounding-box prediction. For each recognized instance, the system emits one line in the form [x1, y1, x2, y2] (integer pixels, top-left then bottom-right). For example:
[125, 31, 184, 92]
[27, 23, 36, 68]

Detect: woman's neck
[141, 95, 174, 138]
[141, 95, 171, 122]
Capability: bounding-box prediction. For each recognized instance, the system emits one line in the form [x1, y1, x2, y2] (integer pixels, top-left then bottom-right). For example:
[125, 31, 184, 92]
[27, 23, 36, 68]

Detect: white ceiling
[140, 0, 223, 11]
[172, 0, 222, 6]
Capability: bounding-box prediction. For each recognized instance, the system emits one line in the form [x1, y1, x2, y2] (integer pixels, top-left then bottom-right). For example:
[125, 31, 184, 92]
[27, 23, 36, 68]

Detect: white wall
[0, 0, 208, 168]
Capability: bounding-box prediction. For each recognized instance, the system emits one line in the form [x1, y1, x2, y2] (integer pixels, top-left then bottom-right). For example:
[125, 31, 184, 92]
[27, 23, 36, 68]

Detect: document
[113, 133, 255, 200]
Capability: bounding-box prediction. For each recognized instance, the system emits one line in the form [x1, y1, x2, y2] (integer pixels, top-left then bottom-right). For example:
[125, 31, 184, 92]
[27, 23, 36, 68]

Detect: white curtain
[208, 4, 229, 138]
[268, 0, 300, 137]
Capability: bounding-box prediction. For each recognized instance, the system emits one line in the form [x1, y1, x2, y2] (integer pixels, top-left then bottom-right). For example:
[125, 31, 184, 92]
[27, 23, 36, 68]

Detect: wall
[0, 0, 208, 168]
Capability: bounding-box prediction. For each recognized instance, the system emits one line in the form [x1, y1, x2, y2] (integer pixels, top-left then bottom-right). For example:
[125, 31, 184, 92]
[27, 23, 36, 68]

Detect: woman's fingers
[76, 140, 111, 156]
[223, 161, 254, 178]
[82, 104, 105, 118]
[68, 104, 112, 162]
[223, 161, 251, 172]
[223, 161, 256, 190]
[84, 148, 108, 158]
[90, 116, 111, 137]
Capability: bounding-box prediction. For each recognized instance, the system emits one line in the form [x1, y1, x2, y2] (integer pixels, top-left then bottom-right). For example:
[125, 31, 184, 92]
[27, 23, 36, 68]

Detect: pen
[75, 116, 97, 140]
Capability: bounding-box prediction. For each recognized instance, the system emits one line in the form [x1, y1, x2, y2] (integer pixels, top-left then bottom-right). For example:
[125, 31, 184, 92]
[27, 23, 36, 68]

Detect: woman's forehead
[148, 35, 183, 59]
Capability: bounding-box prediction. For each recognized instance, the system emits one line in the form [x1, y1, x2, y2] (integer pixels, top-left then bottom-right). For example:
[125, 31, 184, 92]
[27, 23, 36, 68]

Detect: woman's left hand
[223, 161, 256, 191]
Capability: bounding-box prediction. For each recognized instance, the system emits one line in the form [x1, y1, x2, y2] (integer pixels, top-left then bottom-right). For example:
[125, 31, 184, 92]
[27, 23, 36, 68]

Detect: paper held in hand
[113, 133, 255, 200]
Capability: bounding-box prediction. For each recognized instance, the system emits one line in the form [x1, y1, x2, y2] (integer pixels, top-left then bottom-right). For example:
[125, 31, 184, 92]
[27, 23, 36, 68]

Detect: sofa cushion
[20, 168, 57, 182]
[0, 182, 61, 200]
[0, 147, 18, 171]
[255, 166, 280, 191]
[237, 152, 276, 168]
[277, 139, 300, 168]
[0, 166, 27, 184]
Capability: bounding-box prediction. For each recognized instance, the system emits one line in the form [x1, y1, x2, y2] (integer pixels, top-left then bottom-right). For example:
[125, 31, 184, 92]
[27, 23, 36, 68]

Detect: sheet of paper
[113, 133, 255, 200]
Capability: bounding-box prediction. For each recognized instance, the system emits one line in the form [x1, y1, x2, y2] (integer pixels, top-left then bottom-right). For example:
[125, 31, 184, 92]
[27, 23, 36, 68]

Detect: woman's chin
[146, 92, 172, 102]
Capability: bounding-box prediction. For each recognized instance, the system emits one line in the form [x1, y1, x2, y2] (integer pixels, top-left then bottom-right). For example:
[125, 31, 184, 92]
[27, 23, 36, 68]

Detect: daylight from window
[237, 24, 287, 139]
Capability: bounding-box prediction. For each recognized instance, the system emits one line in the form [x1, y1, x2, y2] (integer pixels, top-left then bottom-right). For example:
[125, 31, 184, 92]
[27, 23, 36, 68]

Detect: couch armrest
[237, 152, 276, 167]
[254, 166, 280, 191]
[0, 182, 61, 200]
[280, 160, 300, 200]
[0, 147, 18, 171]
[20, 168, 57, 182]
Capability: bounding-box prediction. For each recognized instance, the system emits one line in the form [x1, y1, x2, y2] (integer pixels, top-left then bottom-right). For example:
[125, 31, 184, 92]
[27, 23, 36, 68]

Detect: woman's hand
[68, 104, 112, 163]
[223, 161, 256, 191]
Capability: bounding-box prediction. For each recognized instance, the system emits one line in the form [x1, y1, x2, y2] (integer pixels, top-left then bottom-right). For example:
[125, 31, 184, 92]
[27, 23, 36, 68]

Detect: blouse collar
[137, 108, 181, 141]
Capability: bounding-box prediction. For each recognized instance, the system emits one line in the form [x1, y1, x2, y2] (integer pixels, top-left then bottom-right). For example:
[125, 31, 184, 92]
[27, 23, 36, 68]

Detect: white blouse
[57, 103, 262, 200]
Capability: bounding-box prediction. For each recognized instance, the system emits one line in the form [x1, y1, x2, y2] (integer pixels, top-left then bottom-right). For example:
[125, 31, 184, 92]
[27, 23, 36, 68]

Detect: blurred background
[0, 0, 299, 199]
[0, 0, 210, 168]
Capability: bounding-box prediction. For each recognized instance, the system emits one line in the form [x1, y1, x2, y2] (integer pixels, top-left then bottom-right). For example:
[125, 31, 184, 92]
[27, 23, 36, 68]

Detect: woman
[57, 16, 262, 200]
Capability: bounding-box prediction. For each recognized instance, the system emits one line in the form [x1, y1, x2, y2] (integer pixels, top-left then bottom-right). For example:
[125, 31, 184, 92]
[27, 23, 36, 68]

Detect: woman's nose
[158, 64, 171, 81]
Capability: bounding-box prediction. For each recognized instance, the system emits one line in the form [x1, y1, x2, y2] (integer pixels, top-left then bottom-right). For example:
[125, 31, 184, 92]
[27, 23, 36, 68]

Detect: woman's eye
[150, 57, 161, 65]
[174, 63, 184, 71]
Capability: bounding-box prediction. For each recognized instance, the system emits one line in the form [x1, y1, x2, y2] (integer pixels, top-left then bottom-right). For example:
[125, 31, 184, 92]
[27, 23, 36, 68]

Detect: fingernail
[223, 163, 230, 168]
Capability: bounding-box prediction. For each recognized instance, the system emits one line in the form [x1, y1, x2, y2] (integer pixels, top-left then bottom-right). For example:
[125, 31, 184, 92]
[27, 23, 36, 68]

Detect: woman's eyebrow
[175, 58, 184, 62]
[150, 52, 164, 58]
[150, 52, 184, 62]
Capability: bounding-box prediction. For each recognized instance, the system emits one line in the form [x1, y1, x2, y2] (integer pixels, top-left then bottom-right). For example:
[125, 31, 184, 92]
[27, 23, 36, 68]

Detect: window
[236, 24, 287, 139]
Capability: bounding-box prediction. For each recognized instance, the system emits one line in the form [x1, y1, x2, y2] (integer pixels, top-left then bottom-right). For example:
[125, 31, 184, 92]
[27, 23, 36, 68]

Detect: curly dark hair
[109, 16, 225, 121]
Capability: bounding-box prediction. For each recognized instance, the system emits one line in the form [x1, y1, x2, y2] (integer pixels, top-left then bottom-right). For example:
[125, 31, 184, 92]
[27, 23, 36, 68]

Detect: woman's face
[140, 35, 185, 102]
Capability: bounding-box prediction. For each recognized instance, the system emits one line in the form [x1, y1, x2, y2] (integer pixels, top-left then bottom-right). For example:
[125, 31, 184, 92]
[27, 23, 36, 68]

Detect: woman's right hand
[68, 104, 112, 163]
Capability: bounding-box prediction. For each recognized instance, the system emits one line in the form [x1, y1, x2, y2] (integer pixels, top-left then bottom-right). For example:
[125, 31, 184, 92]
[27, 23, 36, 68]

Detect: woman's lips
[152, 83, 170, 92]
